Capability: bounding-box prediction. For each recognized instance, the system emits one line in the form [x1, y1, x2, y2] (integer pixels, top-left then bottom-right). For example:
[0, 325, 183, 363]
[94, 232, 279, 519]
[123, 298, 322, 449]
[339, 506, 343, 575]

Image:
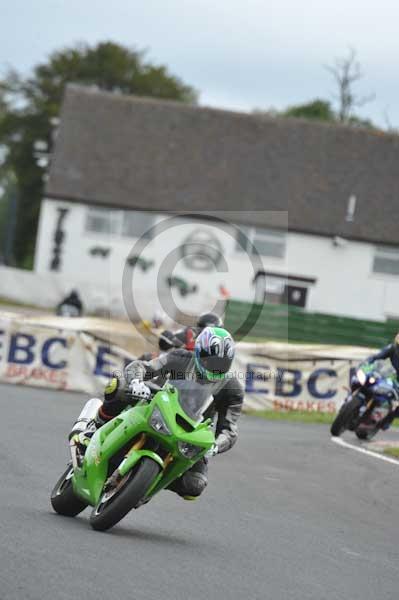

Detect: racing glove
[126, 379, 151, 402]
[205, 444, 219, 458]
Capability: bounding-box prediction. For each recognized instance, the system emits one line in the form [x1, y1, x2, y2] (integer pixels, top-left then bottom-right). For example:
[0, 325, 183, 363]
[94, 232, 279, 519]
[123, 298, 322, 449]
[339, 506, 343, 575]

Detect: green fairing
[71, 384, 215, 507]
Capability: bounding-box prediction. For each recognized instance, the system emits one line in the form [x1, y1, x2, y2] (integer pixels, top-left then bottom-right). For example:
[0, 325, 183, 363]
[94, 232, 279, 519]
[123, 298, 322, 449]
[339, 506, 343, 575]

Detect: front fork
[358, 397, 394, 431]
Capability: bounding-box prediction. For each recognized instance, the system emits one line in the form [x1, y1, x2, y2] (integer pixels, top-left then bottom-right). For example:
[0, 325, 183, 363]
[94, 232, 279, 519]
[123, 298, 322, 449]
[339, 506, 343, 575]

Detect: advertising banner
[0, 316, 132, 395]
[235, 342, 374, 412]
[0, 316, 375, 411]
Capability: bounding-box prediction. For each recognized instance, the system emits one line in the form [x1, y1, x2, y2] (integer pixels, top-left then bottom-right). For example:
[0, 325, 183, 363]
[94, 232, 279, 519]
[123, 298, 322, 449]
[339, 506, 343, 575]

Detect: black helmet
[158, 330, 177, 352]
[197, 312, 223, 329]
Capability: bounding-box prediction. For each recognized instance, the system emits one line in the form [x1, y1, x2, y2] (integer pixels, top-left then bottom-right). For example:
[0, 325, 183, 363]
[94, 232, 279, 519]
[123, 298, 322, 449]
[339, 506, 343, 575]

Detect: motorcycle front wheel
[330, 396, 362, 437]
[51, 465, 89, 516]
[90, 457, 161, 532]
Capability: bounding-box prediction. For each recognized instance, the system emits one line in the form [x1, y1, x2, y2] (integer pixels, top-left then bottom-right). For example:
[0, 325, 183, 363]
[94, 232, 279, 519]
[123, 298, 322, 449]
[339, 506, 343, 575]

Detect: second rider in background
[139, 311, 224, 359]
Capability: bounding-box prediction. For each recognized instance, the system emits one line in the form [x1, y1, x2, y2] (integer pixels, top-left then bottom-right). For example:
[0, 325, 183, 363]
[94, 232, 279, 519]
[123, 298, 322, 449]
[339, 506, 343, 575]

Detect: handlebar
[146, 381, 162, 393]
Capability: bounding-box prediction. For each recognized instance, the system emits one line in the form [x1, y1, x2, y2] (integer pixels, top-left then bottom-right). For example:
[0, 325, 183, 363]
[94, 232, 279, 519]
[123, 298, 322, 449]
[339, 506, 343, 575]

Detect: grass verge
[246, 409, 399, 427]
[383, 447, 399, 458]
[245, 409, 335, 425]
[0, 297, 39, 310]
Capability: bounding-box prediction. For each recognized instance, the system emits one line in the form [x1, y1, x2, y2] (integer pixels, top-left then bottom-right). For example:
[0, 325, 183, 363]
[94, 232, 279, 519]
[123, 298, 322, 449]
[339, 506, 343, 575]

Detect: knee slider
[104, 377, 120, 400]
[181, 472, 208, 497]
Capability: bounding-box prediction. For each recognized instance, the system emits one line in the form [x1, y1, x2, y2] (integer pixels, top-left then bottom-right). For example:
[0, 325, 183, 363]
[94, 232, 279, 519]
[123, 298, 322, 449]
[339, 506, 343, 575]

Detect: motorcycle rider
[365, 334, 399, 374]
[56, 289, 83, 317]
[159, 311, 223, 352]
[362, 333, 399, 427]
[138, 312, 223, 360]
[91, 325, 243, 500]
[137, 329, 181, 361]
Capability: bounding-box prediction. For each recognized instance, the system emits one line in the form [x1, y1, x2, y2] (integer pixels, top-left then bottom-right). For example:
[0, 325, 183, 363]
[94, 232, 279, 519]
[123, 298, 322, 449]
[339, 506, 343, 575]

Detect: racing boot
[69, 398, 103, 464]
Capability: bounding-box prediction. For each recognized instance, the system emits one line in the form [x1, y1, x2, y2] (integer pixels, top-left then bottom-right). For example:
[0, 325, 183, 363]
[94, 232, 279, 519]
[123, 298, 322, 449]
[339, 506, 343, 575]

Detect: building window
[373, 246, 399, 276]
[85, 207, 154, 239]
[85, 208, 119, 235]
[121, 211, 154, 239]
[253, 270, 316, 308]
[236, 226, 286, 258]
[253, 228, 286, 258]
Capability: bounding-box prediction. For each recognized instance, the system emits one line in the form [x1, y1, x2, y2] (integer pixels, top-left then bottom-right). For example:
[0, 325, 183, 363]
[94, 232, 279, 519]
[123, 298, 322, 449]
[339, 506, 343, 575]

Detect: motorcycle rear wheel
[330, 396, 362, 437]
[51, 465, 88, 516]
[90, 457, 161, 532]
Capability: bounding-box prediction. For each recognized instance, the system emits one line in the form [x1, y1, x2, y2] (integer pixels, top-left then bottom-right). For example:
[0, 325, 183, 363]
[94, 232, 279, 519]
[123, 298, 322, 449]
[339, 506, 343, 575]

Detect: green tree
[282, 99, 335, 122]
[0, 41, 197, 268]
[255, 50, 378, 131]
[0, 173, 18, 265]
[281, 98, 376, 129]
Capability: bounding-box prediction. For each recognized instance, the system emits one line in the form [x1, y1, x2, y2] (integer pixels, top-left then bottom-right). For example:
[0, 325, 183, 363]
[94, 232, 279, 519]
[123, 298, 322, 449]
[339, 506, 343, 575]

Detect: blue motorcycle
[331, 360, 399, 440]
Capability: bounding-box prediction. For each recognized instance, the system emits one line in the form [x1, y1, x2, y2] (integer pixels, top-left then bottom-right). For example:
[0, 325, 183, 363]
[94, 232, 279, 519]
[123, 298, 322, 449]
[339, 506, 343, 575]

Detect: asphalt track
[2, 384, 399, 600]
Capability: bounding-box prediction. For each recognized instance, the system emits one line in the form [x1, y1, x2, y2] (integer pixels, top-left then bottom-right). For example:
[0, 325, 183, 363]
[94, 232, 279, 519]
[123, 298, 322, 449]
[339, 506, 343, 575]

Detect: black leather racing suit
[366, 344, 399, 375]
[102, 348, 244, 498]
[365, 344, 399, 422]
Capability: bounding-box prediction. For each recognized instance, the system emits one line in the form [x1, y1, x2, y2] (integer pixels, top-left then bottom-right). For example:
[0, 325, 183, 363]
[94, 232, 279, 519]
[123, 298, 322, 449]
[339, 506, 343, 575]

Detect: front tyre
[90, 458, 161, 532]
[330, 396, 362, 437]
[51, 465, 88, 516]
[355, 425, 377, 441]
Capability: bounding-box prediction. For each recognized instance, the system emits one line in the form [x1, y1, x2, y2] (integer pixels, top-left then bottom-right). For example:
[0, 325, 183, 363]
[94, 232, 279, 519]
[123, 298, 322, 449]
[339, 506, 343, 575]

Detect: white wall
[286, 233, 399, 320]
[34, 198, 399, 321]
[0, 264, 116, 313]
[35, 199, 279, 320]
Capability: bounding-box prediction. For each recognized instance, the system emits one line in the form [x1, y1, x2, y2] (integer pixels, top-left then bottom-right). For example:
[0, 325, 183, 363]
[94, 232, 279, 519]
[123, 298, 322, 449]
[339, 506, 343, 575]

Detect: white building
[35, 85, 399, 323]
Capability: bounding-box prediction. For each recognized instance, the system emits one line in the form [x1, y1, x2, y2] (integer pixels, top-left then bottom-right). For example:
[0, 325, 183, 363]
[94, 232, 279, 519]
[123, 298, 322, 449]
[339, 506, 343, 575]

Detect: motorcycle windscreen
[367, 359, 396, 379]
[168, 378, 224, 422]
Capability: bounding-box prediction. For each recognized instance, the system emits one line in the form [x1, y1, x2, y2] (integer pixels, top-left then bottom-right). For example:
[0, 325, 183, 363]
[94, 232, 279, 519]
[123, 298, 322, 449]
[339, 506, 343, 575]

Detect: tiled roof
[46, 84, 399, 245]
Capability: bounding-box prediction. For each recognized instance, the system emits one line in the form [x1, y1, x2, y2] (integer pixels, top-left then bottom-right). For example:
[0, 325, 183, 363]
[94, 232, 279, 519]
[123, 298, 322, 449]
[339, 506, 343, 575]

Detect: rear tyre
[90, 458, 161, 532]
[330, 396, 362, 437]
[51, 465, 88, 516]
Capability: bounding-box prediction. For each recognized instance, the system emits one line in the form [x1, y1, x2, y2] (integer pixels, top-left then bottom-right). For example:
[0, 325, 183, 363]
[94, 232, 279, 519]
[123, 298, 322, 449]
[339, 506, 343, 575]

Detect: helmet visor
[198, 353, 233, 377]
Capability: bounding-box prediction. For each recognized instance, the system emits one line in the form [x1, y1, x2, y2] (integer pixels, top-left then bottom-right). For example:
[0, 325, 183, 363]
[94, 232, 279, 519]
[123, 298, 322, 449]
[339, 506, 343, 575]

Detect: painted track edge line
[331, 436, 399, 466]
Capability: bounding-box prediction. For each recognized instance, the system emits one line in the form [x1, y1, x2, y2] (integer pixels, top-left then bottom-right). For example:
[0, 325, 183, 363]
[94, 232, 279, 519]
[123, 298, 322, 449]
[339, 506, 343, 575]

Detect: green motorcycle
[51, 379, 215, 531]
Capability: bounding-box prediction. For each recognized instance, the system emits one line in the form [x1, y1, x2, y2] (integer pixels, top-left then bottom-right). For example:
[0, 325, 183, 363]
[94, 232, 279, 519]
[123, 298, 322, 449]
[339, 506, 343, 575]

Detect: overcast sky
[1, 0, 398, 127]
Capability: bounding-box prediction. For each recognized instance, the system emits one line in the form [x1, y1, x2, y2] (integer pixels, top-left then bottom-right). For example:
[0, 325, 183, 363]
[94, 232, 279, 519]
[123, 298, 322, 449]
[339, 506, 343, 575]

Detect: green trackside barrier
[224, 300, 399, 348]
